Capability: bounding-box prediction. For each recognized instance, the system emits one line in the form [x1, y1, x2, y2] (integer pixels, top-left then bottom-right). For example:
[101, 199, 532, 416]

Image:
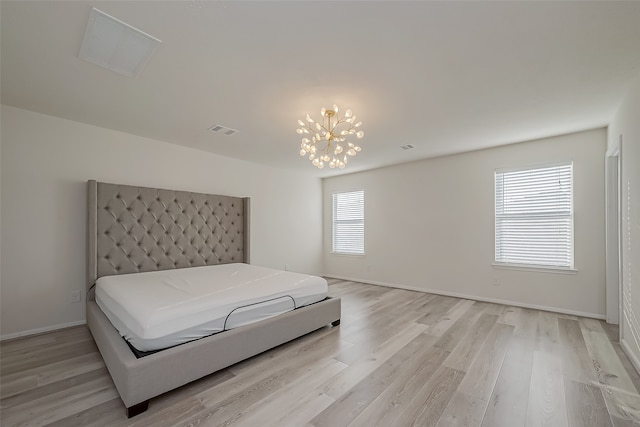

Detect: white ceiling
[2, 1, 640, 177]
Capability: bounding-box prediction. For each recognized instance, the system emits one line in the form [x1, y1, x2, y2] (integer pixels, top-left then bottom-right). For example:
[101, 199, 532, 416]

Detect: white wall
[0, 105, 323, 339]
[324, 129, 607, 317]
[608, 77, 640, 369]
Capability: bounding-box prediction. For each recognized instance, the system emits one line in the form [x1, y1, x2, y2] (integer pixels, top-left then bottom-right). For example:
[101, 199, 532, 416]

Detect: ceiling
[2, 1, 640, 177]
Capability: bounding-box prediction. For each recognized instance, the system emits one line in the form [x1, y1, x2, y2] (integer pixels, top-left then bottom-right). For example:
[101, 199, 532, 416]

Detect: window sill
[331, 252, 365, 257]
[492, 263, 578, 275]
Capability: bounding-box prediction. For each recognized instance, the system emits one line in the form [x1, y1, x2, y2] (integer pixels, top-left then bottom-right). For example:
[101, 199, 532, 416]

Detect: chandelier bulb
[296, 129, 303, 134]
[297, 119, 305, 126]
[333, 104, 339, 113]
[348, 149, 356, 156]
[320, 107, 326, 117]
[345, 109, 353, 118]
[356, 131, 364, 139]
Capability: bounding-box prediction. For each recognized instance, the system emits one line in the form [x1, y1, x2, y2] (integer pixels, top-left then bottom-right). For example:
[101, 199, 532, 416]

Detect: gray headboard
[87, 180, 250, 292]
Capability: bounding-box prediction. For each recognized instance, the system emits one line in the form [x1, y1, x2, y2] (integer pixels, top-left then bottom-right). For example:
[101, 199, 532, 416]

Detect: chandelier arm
[311, 123, 330, 134]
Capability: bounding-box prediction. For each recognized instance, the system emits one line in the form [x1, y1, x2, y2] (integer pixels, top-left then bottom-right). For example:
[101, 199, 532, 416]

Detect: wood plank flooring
[2, 279, 640, 426]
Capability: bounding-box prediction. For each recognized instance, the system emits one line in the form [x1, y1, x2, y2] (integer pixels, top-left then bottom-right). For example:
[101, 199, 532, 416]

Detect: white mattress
[95, 263, 328, 352]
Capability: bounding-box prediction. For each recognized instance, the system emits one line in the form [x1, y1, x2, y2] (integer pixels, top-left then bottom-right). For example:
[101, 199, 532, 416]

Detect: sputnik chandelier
[296, 104, 364, 169]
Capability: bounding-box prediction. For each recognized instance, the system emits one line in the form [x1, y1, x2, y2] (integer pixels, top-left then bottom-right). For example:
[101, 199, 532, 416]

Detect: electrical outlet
[284, 264, 289, 271]
[70, 290, 82, 303]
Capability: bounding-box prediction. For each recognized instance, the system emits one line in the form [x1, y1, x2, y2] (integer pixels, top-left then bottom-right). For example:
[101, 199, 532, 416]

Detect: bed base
[87, 297, 341, 417]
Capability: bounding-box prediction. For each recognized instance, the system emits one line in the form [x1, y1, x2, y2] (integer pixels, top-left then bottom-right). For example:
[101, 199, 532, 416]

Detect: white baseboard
[1, 320, 86, 342]
[621, 339, 640, 375]
[1, 277, 606, 341]
[326, 275, 606, 320]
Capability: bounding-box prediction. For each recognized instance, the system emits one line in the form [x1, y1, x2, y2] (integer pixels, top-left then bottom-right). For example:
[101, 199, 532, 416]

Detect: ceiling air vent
[208, 125, 238, 136]
[79, 8, 161, 78]
[400, 144, 415, 150]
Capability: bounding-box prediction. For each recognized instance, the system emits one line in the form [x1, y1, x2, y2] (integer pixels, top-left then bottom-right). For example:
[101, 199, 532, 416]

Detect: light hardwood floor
[2, 279, 640, 427]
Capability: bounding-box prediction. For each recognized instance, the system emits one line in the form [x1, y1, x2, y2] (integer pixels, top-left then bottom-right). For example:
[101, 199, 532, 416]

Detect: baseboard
[326, 275, 606, 320]
[1, 320, 87, 341]
[2, 277, 606, 340]
[621, 339, 640, 375]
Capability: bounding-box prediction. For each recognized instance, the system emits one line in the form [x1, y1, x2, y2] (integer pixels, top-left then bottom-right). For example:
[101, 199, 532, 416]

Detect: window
[495, 163, 573, 269]
[333, 190, 364, 254]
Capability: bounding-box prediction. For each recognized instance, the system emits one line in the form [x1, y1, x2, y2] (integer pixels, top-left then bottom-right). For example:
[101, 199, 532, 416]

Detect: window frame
[332, 190, 365, 255]
[494, 162, 575, 272]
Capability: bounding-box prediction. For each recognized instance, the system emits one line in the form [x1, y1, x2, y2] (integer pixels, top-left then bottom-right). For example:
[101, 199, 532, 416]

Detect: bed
[86, 180, 341, 417]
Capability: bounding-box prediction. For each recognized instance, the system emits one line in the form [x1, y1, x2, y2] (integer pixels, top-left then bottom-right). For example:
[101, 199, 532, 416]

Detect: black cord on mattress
[222, 295, 296, 331]
[87, 283, 97, 300]
[126, 296, 327, 358]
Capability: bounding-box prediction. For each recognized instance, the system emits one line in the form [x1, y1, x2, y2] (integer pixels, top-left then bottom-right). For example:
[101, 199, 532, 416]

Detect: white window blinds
[333, 190, 364, 255]
[495, 163, 573, 269]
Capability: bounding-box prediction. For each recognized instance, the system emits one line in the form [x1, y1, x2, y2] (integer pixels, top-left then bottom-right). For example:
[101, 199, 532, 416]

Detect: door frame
[605, 136, 622, 325]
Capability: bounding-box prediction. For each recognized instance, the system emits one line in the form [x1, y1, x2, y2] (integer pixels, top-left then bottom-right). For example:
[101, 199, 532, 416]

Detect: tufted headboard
[87, 180, 250, 294]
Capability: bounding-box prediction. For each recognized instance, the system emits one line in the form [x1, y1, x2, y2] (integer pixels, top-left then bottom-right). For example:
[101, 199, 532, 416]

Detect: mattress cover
[95, 263, 328, 351]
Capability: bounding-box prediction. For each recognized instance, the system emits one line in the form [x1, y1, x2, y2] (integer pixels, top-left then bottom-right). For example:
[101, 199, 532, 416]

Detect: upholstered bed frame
[86, 180, 341, 417]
